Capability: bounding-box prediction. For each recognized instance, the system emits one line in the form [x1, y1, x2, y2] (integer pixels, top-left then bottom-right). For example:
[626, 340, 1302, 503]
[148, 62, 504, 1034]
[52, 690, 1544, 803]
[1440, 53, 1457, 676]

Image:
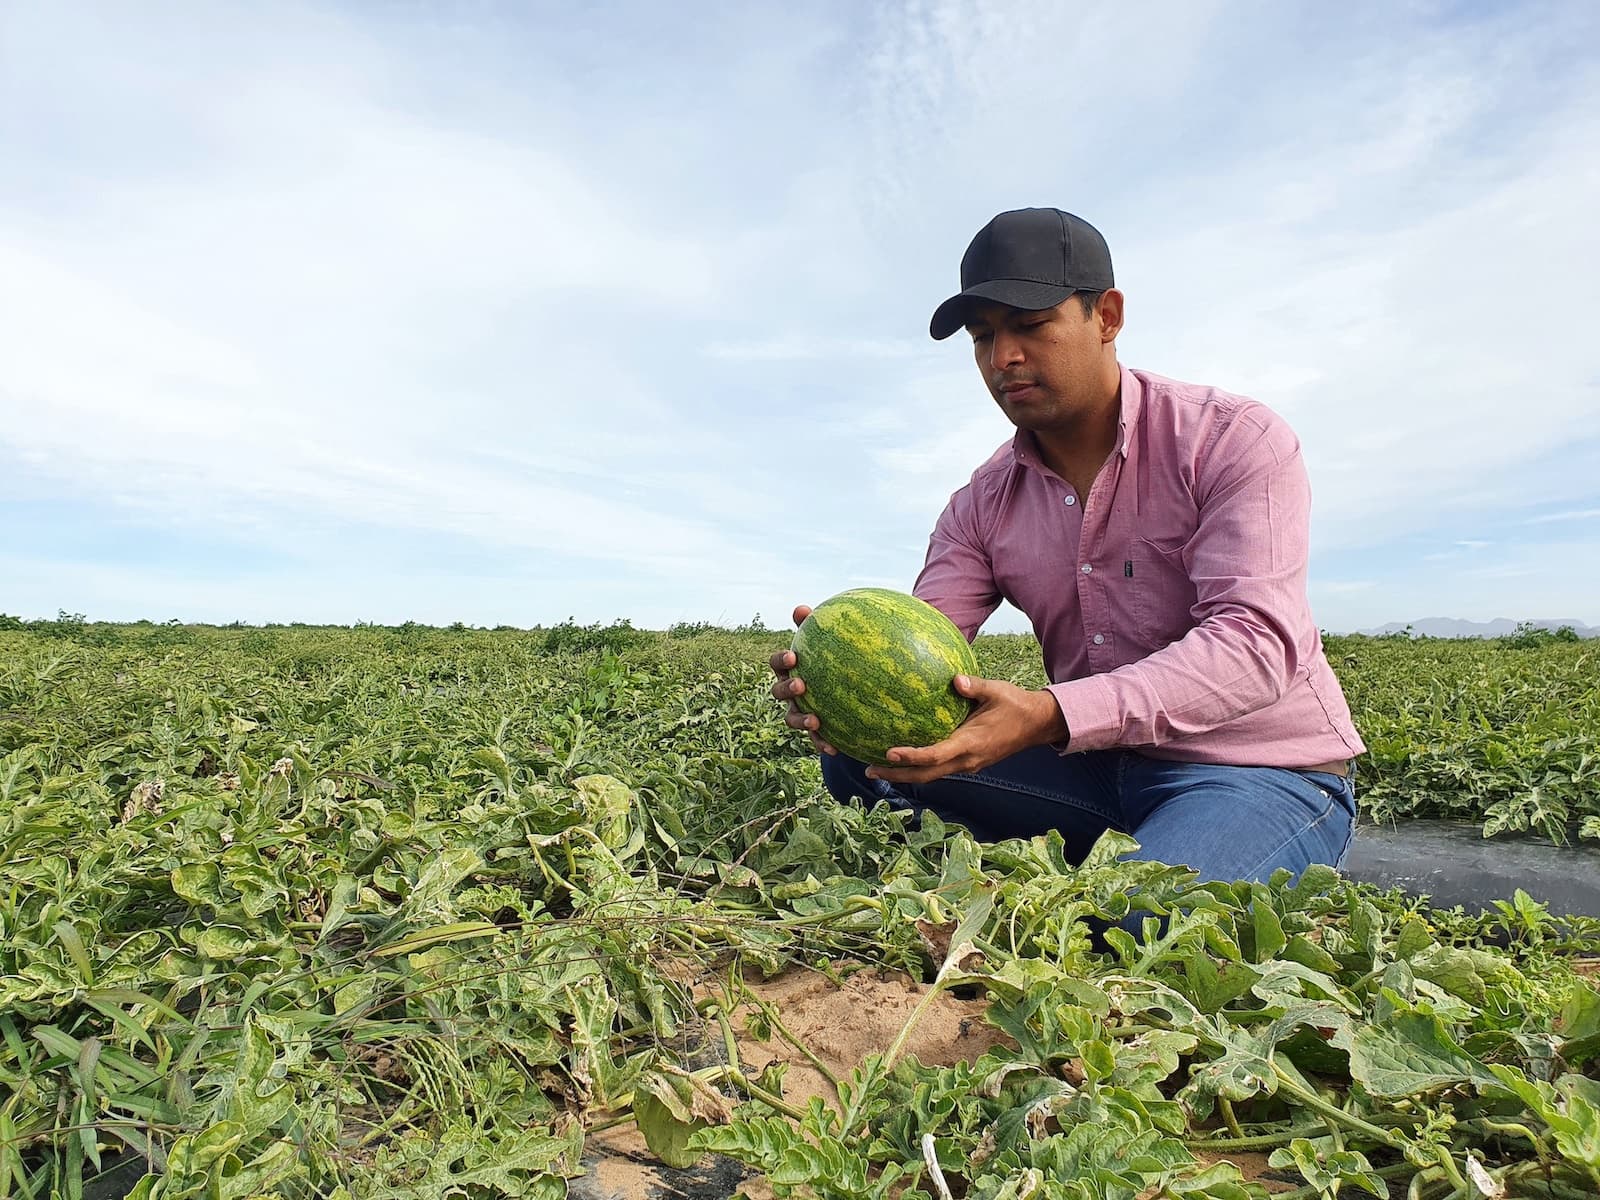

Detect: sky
[3, 1, 1599, 634]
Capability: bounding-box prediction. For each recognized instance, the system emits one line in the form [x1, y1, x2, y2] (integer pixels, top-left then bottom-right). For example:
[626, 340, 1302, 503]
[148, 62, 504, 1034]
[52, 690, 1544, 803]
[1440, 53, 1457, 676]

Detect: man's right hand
[769, 604, 837, 755]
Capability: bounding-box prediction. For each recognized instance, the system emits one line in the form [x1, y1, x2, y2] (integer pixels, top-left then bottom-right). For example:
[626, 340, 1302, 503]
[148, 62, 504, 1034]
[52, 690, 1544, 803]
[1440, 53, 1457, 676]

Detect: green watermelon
[791, 588, 979, 765]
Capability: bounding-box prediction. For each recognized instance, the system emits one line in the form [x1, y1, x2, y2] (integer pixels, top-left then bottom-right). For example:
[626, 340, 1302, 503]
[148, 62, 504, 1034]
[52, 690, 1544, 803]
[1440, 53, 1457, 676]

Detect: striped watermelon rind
[790, 588, 979, 766]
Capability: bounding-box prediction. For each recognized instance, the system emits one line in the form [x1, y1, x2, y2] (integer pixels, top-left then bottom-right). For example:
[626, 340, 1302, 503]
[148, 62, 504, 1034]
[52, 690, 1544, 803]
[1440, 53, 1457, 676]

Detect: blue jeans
[820, 746, 1357, 888]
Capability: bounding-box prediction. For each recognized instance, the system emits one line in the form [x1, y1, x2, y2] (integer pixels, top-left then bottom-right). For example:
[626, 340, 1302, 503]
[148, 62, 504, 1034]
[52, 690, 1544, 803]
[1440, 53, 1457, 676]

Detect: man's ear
[1096, 289, 1126, 343]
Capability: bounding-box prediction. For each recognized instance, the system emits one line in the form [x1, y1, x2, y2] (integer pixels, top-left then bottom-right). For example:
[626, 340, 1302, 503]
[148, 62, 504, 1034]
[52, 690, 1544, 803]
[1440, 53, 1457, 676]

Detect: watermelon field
[1, 618, 1598, 1199]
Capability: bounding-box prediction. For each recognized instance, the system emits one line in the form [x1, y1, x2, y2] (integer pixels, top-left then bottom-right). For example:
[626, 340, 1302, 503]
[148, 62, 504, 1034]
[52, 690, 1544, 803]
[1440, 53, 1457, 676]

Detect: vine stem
[839, 969, 956, 1135]
[1265, 1072, 1470, 1200]
[734, 980, 843, 1095]
[1432, 1143, 1470, 1196]
[1463, 1117, 1548, 1163]
[715, 1005, 744, 1078]
[1186, 1120, 1328, 1151]
[1217, 1097, 1245, 1140]
[772, 897, 882, 929]
[1270, 1064, 1406, 1151]
[1494, 1161, 1600, 1200]
[716, 1066, 807, 1122]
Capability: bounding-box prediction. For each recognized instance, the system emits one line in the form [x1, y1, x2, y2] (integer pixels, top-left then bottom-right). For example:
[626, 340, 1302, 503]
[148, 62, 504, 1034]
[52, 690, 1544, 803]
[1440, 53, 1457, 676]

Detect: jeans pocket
[1299, 770, 1356, 814]
[1296, 772, 1357, 867]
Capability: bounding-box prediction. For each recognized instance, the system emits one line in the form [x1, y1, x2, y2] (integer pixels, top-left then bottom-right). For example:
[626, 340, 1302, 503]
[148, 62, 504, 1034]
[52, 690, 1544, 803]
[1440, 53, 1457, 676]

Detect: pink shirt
[914, 364, 1365, 769]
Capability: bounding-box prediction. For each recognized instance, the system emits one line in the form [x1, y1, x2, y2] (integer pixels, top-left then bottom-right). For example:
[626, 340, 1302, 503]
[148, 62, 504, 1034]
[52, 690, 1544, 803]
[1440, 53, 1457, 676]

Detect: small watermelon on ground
[790, 588, 979, 765]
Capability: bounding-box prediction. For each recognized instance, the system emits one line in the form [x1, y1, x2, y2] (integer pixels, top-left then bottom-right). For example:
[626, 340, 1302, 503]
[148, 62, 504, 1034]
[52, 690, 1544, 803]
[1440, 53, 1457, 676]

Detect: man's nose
[988, 329, 1024, 371]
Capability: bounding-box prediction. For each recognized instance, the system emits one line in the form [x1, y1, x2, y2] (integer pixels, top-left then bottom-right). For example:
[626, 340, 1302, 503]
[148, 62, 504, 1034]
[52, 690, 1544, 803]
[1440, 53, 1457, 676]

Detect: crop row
[0, 625, 1596, 1198]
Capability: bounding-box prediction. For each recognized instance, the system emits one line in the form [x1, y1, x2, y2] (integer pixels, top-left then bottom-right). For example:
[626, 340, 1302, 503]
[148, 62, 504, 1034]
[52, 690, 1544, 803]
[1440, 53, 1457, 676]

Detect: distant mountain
[1355, 617, 1600, 639]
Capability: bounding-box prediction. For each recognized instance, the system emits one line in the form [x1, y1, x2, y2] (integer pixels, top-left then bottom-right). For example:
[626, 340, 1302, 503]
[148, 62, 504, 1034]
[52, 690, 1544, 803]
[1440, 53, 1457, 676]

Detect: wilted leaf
[1350, 1010, 1498, 1097]
[575, 774, 636, 850]
[634, 1067, 731, 1169]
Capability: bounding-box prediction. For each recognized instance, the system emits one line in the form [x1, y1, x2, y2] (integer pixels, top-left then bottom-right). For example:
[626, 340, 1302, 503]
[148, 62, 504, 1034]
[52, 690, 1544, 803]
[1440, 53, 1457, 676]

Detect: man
[770, 207, 1365, 888]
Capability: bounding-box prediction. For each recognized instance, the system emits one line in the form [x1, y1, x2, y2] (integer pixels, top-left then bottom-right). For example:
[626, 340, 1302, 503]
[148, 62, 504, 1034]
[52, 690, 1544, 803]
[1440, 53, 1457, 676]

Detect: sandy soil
[568, 961, 1303, 1199]
[571, 961, 1007, 1200]
[724, 962, 1011, 1111]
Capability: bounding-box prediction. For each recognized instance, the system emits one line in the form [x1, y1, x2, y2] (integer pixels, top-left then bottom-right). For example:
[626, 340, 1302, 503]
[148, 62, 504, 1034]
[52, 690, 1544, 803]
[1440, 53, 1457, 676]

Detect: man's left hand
[866, 675, 1068, 785]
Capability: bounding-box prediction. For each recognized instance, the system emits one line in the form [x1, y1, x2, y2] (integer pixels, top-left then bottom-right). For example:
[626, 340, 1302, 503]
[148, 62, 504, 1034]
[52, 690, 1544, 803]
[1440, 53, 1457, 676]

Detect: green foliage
[1328, 633, 1600, 841]
[693, 848, 1599, 1197]
[535, 617, 640, 655]
[1506, 621, 1582, 649]
[0, 625, 1596, 1198]
[666, 620, 720, 639]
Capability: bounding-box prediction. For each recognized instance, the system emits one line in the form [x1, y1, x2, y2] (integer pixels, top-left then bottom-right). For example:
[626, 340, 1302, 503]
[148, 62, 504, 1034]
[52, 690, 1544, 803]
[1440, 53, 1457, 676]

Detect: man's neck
[1033, 383, 1122, 498]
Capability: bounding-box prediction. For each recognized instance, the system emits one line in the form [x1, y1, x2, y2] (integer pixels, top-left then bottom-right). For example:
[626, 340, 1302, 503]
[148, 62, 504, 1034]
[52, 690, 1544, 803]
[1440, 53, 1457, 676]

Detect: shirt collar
[1116, 362, 1142, 458]
[1009, 362, 1141, 468]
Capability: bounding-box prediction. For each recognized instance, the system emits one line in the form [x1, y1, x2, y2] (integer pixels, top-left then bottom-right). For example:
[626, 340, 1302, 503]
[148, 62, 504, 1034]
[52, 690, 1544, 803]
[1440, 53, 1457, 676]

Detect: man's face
[963, 294, 1120, 433]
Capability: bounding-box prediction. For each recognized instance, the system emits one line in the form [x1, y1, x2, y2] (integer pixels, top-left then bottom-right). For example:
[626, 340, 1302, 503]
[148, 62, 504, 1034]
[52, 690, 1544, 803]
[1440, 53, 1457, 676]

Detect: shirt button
[1093, 633, 1105, 645]
[1080, 563, 1093, 574]
[1063, 495, 1076, 506]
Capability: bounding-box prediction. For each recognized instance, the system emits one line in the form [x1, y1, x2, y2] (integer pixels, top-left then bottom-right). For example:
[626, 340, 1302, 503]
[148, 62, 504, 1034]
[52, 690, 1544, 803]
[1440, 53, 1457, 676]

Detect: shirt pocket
[1128, 535, 1197, 649]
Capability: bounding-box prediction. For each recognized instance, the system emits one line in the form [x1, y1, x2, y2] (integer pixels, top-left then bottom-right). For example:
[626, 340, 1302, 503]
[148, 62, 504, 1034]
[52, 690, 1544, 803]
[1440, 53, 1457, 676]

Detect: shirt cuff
[1045, 677, 1123, 753]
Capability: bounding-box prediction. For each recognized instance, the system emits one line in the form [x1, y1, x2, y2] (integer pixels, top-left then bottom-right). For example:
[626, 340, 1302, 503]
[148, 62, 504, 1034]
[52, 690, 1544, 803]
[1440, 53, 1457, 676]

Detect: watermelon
[790, 588, 979, 766]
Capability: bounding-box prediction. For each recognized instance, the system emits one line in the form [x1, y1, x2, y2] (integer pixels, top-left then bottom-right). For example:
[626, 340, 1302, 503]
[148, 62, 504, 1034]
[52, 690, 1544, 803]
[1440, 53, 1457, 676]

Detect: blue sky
[3, 1, 1598, 633]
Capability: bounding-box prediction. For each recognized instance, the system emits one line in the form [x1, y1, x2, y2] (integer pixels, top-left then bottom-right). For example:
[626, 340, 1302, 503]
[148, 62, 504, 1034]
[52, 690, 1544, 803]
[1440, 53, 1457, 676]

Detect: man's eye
[970, 331, 993, 343]
[1022, 320, 1048, 331]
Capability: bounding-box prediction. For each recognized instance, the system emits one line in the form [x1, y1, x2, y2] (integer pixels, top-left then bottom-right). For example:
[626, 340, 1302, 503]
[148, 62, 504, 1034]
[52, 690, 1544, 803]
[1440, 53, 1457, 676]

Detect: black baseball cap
[929, 208, 1115, 340]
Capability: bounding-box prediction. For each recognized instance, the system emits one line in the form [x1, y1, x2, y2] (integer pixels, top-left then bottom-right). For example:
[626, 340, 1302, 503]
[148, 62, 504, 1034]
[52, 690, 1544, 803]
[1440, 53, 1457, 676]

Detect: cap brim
[929, 279, 1079, 340]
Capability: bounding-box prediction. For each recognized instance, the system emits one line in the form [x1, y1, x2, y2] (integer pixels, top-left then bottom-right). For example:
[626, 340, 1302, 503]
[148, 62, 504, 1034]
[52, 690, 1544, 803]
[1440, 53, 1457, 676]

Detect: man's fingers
[783, 699, 833, 751]
[784, 702, 819, 731]
[867, 730, 980, 782]
[769, 604, 830, 753]
[952, 673, 1005, 701]
[870, 749, 975, 785]
[886, 727, 975, 765]
[869, 760, 934, 784]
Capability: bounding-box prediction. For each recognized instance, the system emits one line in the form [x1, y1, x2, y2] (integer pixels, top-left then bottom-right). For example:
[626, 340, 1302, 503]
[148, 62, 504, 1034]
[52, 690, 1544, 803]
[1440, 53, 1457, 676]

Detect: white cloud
[0, 238, 781, 573]
[1526, 508, 1600, 524]
[702, 337, 925, 362]
[813, 5, 1600, 633]
[0, 6, 804, 610]
[2, 1, 1598, 630]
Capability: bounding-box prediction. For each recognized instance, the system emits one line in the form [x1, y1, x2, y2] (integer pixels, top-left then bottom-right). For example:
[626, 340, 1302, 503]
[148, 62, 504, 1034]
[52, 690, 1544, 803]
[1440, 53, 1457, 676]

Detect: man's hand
[866, 675, 1068, 785]
[769, 604, 838, 755]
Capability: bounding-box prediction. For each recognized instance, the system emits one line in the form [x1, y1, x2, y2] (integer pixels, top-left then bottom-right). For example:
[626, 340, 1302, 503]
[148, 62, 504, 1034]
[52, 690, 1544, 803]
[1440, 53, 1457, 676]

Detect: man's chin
[996, 405, 1053, 431]
[993, 390, 1053, 419]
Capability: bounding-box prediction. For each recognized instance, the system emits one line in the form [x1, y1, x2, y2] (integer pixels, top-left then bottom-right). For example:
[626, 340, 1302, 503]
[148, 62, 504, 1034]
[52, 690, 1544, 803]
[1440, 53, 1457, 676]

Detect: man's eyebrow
[964, 310, 1041, 334]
